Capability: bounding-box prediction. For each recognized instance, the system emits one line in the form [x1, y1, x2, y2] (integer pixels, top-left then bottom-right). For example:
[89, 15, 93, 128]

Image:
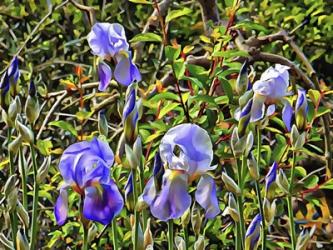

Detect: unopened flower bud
[9, 135, 22, 155]
[296, 226, 316, 250]
[87, 223, 98, 243]
[194, 235, 205, 250]
[247, 153, 259, 180]
[222, 193, 239, 222]
[125, 144, 139, 169]
[291, 125, 306, 150]
[144, 219, 153, 249]
[16, 120, 34, 143]
[295, 90, 308, 132]
[133, 136, 143, 164]
[37, 156, 51, 184]
[245, 214, 261, 250]
[236, 61, 249, 95]
[221, 172, 241, 196]
[98, 110, 108, 137]
[125, 172, 135, 211]
[230, 127, 247, 157]
[191, 205, 203, 236]
[4, 96, 21, 127]
[123, 86, 139, 145]
[181, 208, 191, 227]
[17, 201, 29, 229]
[175, 236, 186, 250]
[16, 230, 29, 250]
[276, 169, 289, 194]
[25, 82, 40, 124]
[263, 198, 276, 226]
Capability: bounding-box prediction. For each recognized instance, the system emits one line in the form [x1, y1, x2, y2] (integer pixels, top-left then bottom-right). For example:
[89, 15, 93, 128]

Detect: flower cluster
[142, 123, 220, 221]
[87, 23, 141, 90]
[54, 138, 123, 225]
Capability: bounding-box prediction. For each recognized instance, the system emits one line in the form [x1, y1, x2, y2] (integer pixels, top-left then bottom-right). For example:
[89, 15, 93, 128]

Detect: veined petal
[142, 177, 157, 206]
[250, 94, 266, 122]
[54, 188, 69, 226]
[98, 62, 112, 91]
[83, 180, 124, 225]
[195, 175, 220, 219]
[114, 52, 141, 86]
[159, 123, 213, 176]
[150, 169, 191, 221]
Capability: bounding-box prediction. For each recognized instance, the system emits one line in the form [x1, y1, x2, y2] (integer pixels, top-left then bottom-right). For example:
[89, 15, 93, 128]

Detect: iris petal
[150, 169, 191, 221]
[195, 175, 220, 218]
[250, 94, 266, 122]
[282, 101, 293, 132]
[83, 180, 124, 225]
[98, 62, 112, 91]
[54, 188, 68, 226]
[265, 162, 278, 192]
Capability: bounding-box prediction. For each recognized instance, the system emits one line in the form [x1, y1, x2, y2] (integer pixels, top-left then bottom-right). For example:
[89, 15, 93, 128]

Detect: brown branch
[197, 0, 220, 34]
[69, 0, 96, 26]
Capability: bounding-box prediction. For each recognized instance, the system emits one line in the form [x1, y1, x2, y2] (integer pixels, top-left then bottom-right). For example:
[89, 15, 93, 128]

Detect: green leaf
[36, 139, 53, 156]
[190, 95, 217, 107]
[308, 89, 321, 107]
[219, 77, 233, 102]
[130, 32, 162, 43]
[181, 76, 204, 89]
[165, 46, 181, 61]
[320, 179, 333, 190]
[158, 102, 180, 119]
[49, 120, 78, 136]
[128, 0, 152, 4]
[315, 106, 331, 118]
[76, 110, 93, 121]
[212, 50, 249, 59]
[303, 175, 319, 189]
[165, 7, 192, 23]
[173, 60, 186, 80]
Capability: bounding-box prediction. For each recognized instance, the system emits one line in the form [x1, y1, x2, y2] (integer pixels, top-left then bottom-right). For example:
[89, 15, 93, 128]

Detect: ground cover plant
[1, 0, 333, 249]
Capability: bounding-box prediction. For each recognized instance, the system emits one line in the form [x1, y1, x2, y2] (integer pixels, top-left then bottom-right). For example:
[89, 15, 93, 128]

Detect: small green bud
[25, 95, 40, 125]
[87, 224, 98, 243]
[4, 96, 21, 127]
[247, 153, 259, 180]
[194, 235, 205, 250]
[263, 198, 276, 226]
[125, 144, 139, 169]
[244, 131, 254, 157]
[9, 135, 22, 155]
[276, 169, 289, 194]
[221, 172, 241, 196]
[191, 205, 203, 236]
[236, 61, 249, 95]
[17, 201, 29, 229]
[175, 236, 186, 250]
[222, 193, 239, 222]
[16, 230, 29, 250]
[144, 218, 153, 249]
[231, 127, 247, 157]
[181, 208, 191, 227]
[133, 136, 143, 164]
[291, 125, 306, 150]
[98, 110, 108, 137]
[37, 156, 51, 184]
[16, 120, 34, 143]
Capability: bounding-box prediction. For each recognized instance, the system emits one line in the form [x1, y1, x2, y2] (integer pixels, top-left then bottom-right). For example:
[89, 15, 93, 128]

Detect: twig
[69, 0, 96, 26]
[197, 0, 220, 34]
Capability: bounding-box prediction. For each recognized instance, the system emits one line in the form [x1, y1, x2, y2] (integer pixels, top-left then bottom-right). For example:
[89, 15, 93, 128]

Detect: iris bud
[0, 233, 14, 249]
[263, 198, 276, 226]
[98, 110, 108, 137]
[222, 193, 240, 222]
[4, 175, 17, 212]
[37, 156, 51, 184]
[194, 235, 205, 250]
[87, 224, 98, 244]
[144, 218, 153, 249]
[291, 125, 306, 150]
[133, 136, 143, 164]
[16, 230, 29, 250]
[4, 96, 21, 127]
[25, 81, 40, 124]
[181, 208, 191, 227]
[221, 172, 241, 196]
[125, 144, 139, 169]
[175, 236, 186, 250]
[115, 133, 126, 163]
[125, 172, 135, 211]
[276, 169, 289, 194]
[17, 201, 29, 229]
[16, 120, 34, 144]
[247, 153, 259, 180]
[123, 85, 139, 145]
[295, 90, 308, 131]
[245, 214, 261, 250]
[296, 226, 316, 250]
[191, 205, 203, 236]
[9, 135, 22, 155]
[236, 61, 249, 95]
[244, 131, 254, 157]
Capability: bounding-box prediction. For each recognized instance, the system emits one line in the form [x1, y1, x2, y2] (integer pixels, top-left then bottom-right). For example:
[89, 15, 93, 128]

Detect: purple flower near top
[88, 23, 141, 88]
[265, 162, 278, 192]
[54, 138, 123, 225]
[142, 123, 220, 221]
[123, 85, 139, 144]
[250, 64, 290, 122]
[87, 23, 129, 58]
[0, 56, 20, 97]
[245, 214, 262, 250]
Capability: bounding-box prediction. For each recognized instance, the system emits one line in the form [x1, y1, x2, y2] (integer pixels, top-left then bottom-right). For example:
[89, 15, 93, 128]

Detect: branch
[197, 0, 220, 33]
[69, 0, 96, 26]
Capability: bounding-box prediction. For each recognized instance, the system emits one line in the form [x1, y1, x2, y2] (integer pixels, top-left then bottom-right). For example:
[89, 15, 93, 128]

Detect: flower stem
[168, 220, 174, 250]
[29, 142, 39, 250]
[183, 225, 189, 249]
[138, 159, 148, 230]
[287, 151, 297, 250]
[131, 169, 139, 250]
[30, 143, 39, 249]
[235, 222, 242, 250]
[19, 146, 28, 210]
[7, 128, 17, 249]
[83, 223, 89, 250]
[112, 219, 119, 250]
[236, 158, 245, 247]
[256, 126, 266, 250]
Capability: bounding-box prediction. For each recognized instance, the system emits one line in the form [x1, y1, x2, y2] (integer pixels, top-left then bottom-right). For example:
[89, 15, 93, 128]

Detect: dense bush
[0, 0, 333, 249]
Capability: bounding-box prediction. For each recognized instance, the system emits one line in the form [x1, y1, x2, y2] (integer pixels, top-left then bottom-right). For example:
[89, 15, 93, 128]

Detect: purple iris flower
[250, 64, 290, 122]
[87, 23, 129, 58]
[265, 162, 278, 192]
[123, 86, 139, 144]
[0, 56, 20, 97]
[142, 123, 220, 221]
[54, 138, 124, 225]
[114, 52, 141, 86]
[245, 214, 262, 250]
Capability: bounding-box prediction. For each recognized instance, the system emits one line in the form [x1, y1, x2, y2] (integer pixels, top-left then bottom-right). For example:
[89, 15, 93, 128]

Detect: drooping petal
[98, 62, 112, 91]
[83, 180, 124, 225]
[150, 169, 191, 221]
[159, 123, 214, 176]
[114, 52, 141, 86]
[142, 177, 157, 206]
[250, 94, 266, 122]
[282, 101, 293, 132]
[54, 188, 69, 226]
[266, 104, 275, 117]
[265, 162, 278, 192]
[195, 175, 220, 219]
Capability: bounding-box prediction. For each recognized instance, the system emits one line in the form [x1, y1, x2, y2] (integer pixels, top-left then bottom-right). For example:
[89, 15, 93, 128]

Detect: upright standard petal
[54, 188, 69, 226]
[159, 123, 214, 176]
[87, 23, 114, 58]
[83, 180, 124, 225]
[282, 101, 293, 132]
[114, 52, 141, 86]
[265, 162, 278, 192]
[98, 62, 112, 91]
[195, 175, 220, 219]
[150, 169, 191, 221]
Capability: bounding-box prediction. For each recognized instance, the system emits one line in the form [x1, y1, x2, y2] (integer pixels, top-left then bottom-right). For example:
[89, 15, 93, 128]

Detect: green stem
[287, 151, 297, 250]
[132, 169, 139, 250]
[183, 225, 189, 250]
[168, 220, 174, 250]
[19, 147, 28, 210]
[112, 219, 119, 250]
[29, 143, 39, 250]
[235, 222, 241, 250]
[236, 158, 245, 247]
[7, 128, 17, 249]
[139, 159, 148, 230]
[83, 223, 88, 250]
[256, 126, 266, 250]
